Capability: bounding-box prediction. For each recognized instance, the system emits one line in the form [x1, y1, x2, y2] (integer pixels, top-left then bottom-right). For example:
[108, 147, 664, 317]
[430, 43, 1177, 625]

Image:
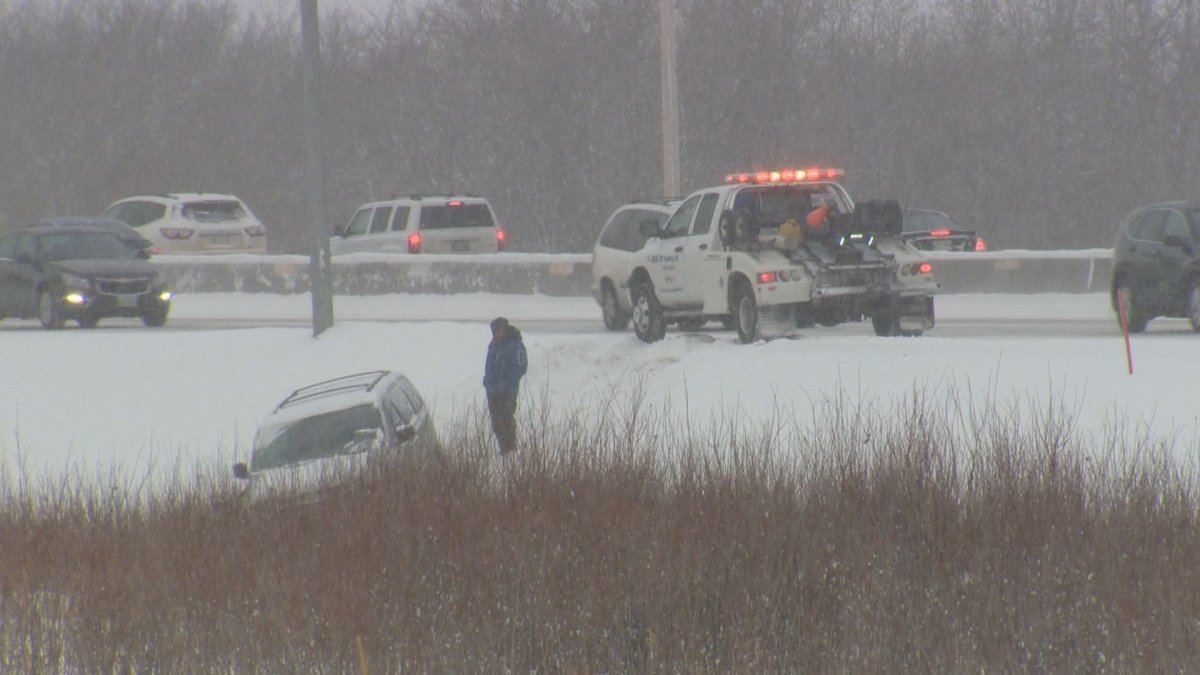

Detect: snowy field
[2, 292, 1197, 489]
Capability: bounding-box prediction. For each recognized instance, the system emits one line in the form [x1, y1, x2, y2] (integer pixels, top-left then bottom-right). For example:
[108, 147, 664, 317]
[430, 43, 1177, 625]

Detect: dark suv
[0, 224, 173, 329]
[1110, 201, 1200, 333]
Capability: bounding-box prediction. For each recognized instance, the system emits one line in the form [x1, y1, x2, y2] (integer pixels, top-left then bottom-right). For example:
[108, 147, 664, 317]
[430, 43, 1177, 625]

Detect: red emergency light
[725, 167, 844, 184]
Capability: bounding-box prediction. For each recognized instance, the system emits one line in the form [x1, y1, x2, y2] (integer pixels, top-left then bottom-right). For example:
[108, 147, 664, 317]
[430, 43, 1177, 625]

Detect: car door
[1126, 209, 1165, 302]
[0, 233, 41, 317]
[1155, 208, 1195, 305]
[331, 207, 376, 254]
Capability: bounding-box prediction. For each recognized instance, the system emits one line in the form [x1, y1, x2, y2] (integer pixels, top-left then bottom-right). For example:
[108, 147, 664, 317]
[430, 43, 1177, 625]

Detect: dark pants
[487, 391, 518, 454]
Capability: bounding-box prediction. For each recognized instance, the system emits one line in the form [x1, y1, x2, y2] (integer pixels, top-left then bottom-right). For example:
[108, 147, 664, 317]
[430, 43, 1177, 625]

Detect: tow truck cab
[628, 167, 937, 343]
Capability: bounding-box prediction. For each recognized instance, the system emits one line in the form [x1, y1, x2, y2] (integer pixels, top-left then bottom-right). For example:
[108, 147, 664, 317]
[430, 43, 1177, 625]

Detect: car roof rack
[387, 193, 481, 200]
[276, 370, 389, 410]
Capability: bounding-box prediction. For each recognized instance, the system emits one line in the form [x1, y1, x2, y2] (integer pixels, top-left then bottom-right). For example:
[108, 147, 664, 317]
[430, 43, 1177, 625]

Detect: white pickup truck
[627, 167, 937, 343]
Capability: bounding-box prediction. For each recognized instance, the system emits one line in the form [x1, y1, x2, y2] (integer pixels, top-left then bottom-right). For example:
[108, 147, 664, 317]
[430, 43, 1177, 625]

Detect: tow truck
[627, 167, 937, 343]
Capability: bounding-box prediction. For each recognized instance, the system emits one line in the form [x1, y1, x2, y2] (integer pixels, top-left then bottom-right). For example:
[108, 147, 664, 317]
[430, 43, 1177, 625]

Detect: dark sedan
[0, 224, 172, 329]
[901, 209, 986, 252]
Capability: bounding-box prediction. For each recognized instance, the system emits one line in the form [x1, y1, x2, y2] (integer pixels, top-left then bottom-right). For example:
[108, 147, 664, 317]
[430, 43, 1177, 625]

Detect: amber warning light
[724, 167, 844, 184]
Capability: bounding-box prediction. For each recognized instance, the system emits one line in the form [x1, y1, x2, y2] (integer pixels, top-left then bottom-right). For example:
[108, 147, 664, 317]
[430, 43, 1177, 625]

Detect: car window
[1188, 209, 1200, 241]
[693, 193, 719, 235]
[345, 208, 373, 236]
[599, 210, 633, 250]
[389, 206, 412, 232]
[0, 234, 16, 259]
[15, 234, 38, 261]
[385, 383, 418, 425]
[904, 210, 955, 233]
[251, 403, 383, 471]
[663, 195, 700, 238]
[370, 206, 394, 234]
[1138, 210, 1167, 243]
[1163, 210, 1191, 243]
[628, 209, 668, 251]
[420, 203, 495, 230]
[182, 200, 245, 222]
[396, 377, 426, 411]
[41, 233, 134, 261]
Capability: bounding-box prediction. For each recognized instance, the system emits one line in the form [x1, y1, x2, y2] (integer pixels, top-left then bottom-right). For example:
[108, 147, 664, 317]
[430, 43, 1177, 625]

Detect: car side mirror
[232, 462, 250, 480]
[333, 224, 347, 238]
[395, 425, 417, 443]
[639, 220, 661, 238]
[1163, 234, 1194, 254]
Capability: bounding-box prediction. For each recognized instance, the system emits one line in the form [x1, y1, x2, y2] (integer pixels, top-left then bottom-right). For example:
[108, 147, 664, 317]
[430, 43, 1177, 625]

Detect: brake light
[407, 232, 421, 253]
[916, 262, 933, 275]
[757, 271, 777, 284]
[160, 227, 194, 239]
[974, 238, 987, 251]
[725, 167, 844, 184]
[448, 200, 463, 207]
[930, 229, 951, 237]
[496, 228, 506, 251]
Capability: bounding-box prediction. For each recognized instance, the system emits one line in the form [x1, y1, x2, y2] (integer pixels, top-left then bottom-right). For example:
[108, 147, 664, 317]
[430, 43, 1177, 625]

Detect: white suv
[232, 370, 440, 502]
[591, 199, 679, 330]
[331, 194, 506, 255]
[101, 193, 267, 254]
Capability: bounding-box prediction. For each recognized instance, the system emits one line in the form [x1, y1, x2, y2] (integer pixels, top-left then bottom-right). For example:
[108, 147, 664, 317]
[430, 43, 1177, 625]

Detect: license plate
[117, 294, 137, 307]
[203, 234, 239, 247]
[451, 241, 469, 252]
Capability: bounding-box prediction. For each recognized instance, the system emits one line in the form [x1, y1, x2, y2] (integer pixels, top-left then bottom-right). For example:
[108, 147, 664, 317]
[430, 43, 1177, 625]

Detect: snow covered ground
[2, 292, 1197, 490]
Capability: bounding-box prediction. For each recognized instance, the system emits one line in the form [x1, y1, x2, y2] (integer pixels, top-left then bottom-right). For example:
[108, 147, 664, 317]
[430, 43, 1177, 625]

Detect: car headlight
[63, 273, 91, 289]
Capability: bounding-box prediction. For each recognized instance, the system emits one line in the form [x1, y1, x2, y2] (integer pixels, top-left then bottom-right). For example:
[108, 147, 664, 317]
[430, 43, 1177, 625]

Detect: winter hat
[490, 317, 510, 331]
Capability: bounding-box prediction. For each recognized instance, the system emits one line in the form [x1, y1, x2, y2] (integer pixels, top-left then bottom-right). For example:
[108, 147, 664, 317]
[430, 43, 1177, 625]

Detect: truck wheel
[601, 285, 629, 331]
[733, 283, 759, 343]
[872, 314, 897, 337]
[1188, 278, 1200, 333]
[631, 284, 665, 343]
[1115, 279, 1147, 333]
[38, 289, 64, 330]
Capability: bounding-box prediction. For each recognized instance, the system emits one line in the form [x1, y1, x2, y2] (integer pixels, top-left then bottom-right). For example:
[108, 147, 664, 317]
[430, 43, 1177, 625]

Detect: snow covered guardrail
[154, 250, 1113, 296]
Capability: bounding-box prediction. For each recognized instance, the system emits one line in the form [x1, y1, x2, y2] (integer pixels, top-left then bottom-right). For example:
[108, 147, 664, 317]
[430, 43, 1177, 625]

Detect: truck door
[679, 193, 721, 306]
[645, 194, 701, 305]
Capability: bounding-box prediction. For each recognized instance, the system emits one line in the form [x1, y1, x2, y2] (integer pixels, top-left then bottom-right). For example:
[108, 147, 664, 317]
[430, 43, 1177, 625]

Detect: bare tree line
[0, 0, 1195, 252]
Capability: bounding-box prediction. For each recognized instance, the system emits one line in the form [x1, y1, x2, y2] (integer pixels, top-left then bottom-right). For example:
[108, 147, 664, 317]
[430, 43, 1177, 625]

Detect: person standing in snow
[483, 316, 527, 454]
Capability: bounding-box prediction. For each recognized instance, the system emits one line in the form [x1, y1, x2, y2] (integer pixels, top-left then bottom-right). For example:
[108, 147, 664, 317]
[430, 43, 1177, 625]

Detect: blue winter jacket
[483, 329, 527, 395]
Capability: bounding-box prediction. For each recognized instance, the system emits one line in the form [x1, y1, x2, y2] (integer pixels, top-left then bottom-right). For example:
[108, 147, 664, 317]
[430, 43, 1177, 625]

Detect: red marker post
[1116, 288, 1134, 375]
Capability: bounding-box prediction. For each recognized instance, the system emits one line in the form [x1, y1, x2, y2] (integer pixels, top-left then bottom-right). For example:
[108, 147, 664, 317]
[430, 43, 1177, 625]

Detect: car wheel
[631, 283, 665, 343]
[38, 289, 64, 330]
[141, 307, 169, 327]
[733, 282, 759, 344]
[601, 285, 629, 331]
[1188, 278, 1200, 333]
[1115, 280, 1147, 333]
[77, 312, 100, 329]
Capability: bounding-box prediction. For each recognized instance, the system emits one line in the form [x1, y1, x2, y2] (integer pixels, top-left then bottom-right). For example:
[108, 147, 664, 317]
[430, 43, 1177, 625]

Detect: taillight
[974, 238, 987, 251]
[407, 232, 421, 254]
[496, 228, 507, 251]
[757, 271, 777, 284]
[160, 227, 193, 239]
[916, 262, 933, 275]
[930, 229, 951, 237]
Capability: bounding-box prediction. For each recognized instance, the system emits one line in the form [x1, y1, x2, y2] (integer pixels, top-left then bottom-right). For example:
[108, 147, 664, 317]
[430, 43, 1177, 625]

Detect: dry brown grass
[2, 387, 1199, 672]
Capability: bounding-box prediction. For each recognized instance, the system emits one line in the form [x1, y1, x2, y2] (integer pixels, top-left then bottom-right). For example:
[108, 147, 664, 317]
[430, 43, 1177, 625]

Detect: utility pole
[302, 0, 334, 336]
[659, 0, 680, 197]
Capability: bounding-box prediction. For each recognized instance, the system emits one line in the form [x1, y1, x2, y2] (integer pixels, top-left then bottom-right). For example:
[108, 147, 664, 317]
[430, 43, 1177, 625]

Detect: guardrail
[153, 249, 1114, 296]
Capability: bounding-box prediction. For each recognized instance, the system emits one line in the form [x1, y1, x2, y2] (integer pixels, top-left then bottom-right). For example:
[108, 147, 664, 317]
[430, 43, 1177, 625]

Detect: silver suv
[232, 370, 440, 502]
[331, 194, 506, 255]
[591, 199, 679, 330]
[101, 193, 267, 254]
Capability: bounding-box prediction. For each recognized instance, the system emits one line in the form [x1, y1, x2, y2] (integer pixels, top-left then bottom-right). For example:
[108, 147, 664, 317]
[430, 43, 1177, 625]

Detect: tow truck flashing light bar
[724, 167, 845, 184]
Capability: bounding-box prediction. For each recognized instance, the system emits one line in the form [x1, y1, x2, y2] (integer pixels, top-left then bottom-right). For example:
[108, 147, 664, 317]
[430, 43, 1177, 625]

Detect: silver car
[591, 199, 679, 331]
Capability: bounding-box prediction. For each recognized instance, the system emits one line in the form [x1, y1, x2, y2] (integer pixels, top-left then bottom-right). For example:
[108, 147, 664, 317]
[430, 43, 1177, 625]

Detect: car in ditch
[232, 370, 440, 502]
[0, 224, 173, 329]
[1110, 200, 1200, 333]
[591, 198, 680, 331]
[901, 208, 986, 252]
